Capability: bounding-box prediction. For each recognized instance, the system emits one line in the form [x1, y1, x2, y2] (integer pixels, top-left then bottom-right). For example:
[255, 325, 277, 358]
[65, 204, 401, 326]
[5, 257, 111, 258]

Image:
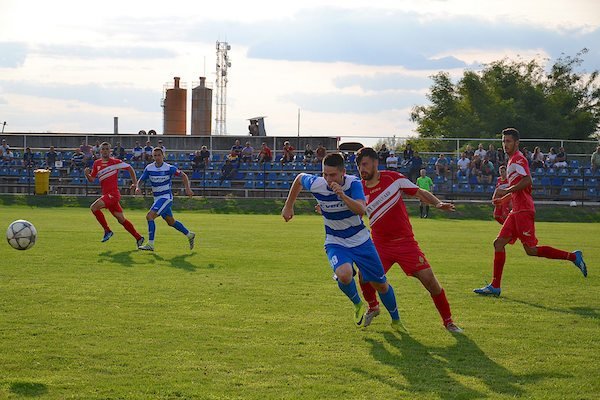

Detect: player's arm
[179, 171, 194, 197]
[495, 175, 532, 198]
[414, 188, 455, 212]
[282, 174, 304, 222]
[330, 182, 366, 216]
[135, 168, 149, 195]
[84, 164, 95, 182]
[126, 165, 138, 187]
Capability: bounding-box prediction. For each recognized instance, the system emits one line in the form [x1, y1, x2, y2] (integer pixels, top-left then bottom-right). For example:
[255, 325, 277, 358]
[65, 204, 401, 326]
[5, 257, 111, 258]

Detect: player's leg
[474, 235, 511, 296]
[164, 212, 196, 250]
[412, 268, 461, 332]
[110, 207, 144, 247]
[327, 245, 366, 327]
[138, 210, 158, 250]
[90, 197, 112, 241]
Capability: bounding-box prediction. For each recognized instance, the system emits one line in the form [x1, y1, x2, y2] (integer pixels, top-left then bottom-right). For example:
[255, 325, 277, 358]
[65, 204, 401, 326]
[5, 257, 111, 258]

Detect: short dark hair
[355, 147, 378, 165]
[323, 153, 345, 170]
[101, 142, 111, 148]
[153, 147, 164, 155]
[502, 127, 520, 140]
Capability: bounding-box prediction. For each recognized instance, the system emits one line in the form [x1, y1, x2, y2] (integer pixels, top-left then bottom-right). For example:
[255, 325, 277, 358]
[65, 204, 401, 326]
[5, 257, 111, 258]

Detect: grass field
[0, 206, 599, 399]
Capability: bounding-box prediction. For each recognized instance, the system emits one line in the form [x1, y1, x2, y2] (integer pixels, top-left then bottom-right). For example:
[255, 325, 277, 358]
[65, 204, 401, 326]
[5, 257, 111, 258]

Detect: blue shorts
[325, 239, 387, 284]
[150, 197, 173, 218]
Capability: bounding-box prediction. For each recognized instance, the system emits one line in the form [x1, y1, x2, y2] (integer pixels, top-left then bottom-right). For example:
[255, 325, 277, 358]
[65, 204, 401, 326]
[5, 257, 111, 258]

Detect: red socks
[536, 246, 575, 261]
[431, 289, 453, 326]
[492, 251, 506, 288]
[92, 210, 110, 233]
[121, 219, 142, 241]
[359, 280, 380, 310]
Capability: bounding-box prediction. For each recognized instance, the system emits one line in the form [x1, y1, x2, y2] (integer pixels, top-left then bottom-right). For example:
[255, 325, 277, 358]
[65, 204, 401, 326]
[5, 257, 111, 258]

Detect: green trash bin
[34, 169, 50, 195]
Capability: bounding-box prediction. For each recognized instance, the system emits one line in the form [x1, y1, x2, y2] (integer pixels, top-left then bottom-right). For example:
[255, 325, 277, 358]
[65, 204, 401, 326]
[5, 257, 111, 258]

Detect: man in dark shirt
[220, 159, 236, 182]
[408, 151, 423, 182]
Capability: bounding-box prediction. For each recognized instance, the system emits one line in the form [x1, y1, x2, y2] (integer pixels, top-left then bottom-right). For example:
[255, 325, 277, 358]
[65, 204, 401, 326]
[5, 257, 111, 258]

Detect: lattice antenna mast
[215, 41, 231, 135]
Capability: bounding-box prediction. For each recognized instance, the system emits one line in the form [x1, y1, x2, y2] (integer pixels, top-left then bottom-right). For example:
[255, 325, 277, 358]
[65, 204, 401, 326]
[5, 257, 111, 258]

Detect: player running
[135, 147, 195, 252]
[84, 142, 144, 247]
[474, 128, 587, 297]
[355, 147, 462, 333]
[282, 153, 406, 331]
[493, 165, 511, 224]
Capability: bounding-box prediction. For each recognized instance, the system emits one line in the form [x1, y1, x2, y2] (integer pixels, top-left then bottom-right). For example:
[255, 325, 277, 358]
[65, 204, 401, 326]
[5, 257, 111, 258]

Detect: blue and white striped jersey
[300, 173, 370, 248]
[139, 162, 180, 200]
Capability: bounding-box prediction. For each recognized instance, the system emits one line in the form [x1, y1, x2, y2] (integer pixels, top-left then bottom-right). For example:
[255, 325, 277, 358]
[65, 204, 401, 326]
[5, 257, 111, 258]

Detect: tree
[410, 50, 600, 140]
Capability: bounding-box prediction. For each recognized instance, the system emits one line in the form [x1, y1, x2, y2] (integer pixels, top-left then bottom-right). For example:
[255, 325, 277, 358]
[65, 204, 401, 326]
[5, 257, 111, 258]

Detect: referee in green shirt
[416, 168, 434, 218]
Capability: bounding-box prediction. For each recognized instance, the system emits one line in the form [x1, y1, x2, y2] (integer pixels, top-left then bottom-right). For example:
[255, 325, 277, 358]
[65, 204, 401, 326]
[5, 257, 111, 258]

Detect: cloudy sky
[1, 0, 599, 140]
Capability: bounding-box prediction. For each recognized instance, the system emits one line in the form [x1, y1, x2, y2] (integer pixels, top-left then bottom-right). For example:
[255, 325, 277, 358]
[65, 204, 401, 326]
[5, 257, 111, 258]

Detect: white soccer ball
[6, 220, 37, 250]
[569, 201, 577, 207]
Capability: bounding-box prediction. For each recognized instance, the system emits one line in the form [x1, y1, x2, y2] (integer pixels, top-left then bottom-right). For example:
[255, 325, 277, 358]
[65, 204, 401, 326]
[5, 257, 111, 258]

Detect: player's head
[153, 147, 164, 164]
[355, 147, 379, 181]
[100, 142, 111, 159]
[322, 153, 346, 185]
[501, 127, 520, 155]
[499, 164, 507, 178]
[420, 168, 427, 177]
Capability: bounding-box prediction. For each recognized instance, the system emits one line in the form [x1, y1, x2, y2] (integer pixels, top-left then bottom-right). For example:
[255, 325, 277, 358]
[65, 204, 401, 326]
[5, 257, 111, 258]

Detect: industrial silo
[191, 76, 212, 136]
[162, 77, 187, 135]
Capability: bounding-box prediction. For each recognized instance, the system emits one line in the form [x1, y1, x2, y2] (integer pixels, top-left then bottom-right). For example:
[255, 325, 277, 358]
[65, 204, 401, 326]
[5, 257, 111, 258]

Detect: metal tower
[215, 41, 231, 135]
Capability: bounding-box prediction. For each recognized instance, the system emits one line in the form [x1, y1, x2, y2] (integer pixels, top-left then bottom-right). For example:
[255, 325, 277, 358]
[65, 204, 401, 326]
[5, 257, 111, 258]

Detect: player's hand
[314, 204, 322, 215]
[495, 188, 508, 198]
[134, 187, 141, 195]
[185, 188, 193, 197]
[281, 205, 294, 222]
[84, 167, 90, 176]
[436, 201, 455, 212]
[329, 182, 344, 197]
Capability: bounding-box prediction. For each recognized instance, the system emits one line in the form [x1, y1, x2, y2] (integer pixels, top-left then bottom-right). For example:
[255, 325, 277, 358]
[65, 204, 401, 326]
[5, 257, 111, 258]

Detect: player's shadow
[98, 250, 138, 267]
[358, 332, 566, 399]
[503, 297, 600, 320]
[9, 381, 48, 396]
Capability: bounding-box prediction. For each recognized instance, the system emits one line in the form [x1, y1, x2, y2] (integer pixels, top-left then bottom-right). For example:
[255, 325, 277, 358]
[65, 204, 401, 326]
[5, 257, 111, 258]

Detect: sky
[1, 0, 599, 141]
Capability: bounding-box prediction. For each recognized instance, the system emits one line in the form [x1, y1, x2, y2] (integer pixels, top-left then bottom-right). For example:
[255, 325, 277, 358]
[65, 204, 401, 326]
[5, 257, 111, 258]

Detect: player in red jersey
[84, 142, 144, 246]
[354, 147, 462, 333]
[474, 128, 587, 296]
[493, 165, 511, 224]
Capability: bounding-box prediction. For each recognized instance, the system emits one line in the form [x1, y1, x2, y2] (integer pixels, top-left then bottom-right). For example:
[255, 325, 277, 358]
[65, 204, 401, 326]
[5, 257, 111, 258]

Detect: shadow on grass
[98, 250, 218, 272]
[9, 381, 48, 396]
[358, 332, 567, 399]
[503, 297, 600, 320]
[98, 250, 138, 267]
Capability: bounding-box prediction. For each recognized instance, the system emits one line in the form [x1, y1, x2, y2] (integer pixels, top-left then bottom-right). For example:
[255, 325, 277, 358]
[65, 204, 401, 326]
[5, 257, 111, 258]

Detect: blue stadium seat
[570, 168, 581, 177]
[584, 168, 593, 177]
[572, 178, 584, 188]
[551, 177, 564, 187]
[559, 187, 571, 197]
[221, 180, 231, 188]
[586, 187, 598, 199]
[255, 180, 265, 189]
[267, 181, 278, 189]
[486, 185, 495, 193]
[459, 184, 471, 193]
[279, 181, 291, 189]
[244, 180, 254, 189]
[533, 167, 545, 177]
[569, 160, 580, 169]
[235, 172, 245, 180]
[474, 185, 484, 193]
[278, 173, 289, 181]
[564, 178, 575, 187]
[541, 177, 551, 187]
[584, 178, 597, 188]
[434, 176, 446, 185]
[557, 168, 569, 177]
[546, 168, 556, 176]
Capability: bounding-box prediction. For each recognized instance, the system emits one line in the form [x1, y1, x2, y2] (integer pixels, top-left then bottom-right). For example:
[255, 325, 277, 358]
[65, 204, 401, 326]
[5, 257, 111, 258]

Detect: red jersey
[90, 157, 130, 196]
[362, 170, 419, 243]
[494, 176, 512, 217]
[506, 151, 535, 213]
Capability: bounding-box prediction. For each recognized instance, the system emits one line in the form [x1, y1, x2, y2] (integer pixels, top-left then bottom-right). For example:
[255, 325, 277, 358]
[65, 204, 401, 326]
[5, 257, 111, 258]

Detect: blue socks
[337, 280, 361, 305]
[173, 220, 189, 235]
[378, 284, 400, 320]
[148, 220, 156, 241]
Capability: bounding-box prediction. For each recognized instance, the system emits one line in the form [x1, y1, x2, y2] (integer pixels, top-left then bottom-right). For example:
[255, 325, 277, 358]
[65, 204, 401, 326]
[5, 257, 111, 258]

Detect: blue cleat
[572, 250, 587, 277]
[101, 231, 114, 242]
[473, 284, 501, 297]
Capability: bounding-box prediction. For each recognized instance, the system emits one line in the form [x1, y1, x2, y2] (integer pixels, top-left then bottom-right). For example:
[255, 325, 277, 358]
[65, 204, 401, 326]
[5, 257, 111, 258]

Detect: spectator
[456, 152, 471, 178]
[474, 143, 487, 159]
[70, 148, 85, 170]
[531, 146, 544, 169]
[231, 139, 243, 159]
[303, 144, 314, 164]
[3, 147, 14, 162]
[220, 159, 236, 182]
[144, 141, 154, 162]
[470, 154, 482, 183]
[91, 141, 101, 159]
[416, 169, 434, 218]
[113, 142, 126, 160]
[386, 151, 399, 171]
[80, 141, 93, 164]
[434, 153, 449, 176]
[46, 146, 60, 169]
[281, 141, 295, 164]
[199, 145, 211, 168]
[591, 146, 600, 173]
[241, 142, 254, 163]
[487, 144, 497, 166]
[521, 147, 531, 165]
[22, 147, 34, 168]
[545, 147, 557, 167]
[0, 139, 10, 156]
[464, 144, 475, 159]
[377, 144, 390, 164]
[192, 150, 204, 172]
[480, 156, 495, 184]
[496, 147, 506, 166]
[226, 149, 240, 167]
[258, 142, 273, 164]
[402, 143, 414, 166]
[315, 143, 326, 164]
[132, 141, 143, 161]
[157, 139, 167, 155]
[553, 147, 568, 168]
[408, 151, 423, 182]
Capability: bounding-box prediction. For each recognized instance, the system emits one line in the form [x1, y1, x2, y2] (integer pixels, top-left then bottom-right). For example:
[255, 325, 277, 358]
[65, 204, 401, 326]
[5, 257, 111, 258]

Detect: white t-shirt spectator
[474, 148, 487, 159]
[457, 157, 470, 172]
[386, 154, 399, 170]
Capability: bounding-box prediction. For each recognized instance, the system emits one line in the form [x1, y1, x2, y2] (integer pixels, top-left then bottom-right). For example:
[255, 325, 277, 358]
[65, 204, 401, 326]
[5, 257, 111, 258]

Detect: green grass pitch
[0, 206, 598, 399]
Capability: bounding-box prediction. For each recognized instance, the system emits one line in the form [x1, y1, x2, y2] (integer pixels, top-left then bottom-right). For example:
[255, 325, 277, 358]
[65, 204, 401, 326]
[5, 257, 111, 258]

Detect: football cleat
[136, 236, 145, 248]
[473, 284, 501, 297]
[363, 308, 380, 328]
[445, 322, 464, 333]
[138, 243, 154, 251]
[391, 319, 409, 334]
[101, 231, 114, 242]
[188, 232, 196, 250]
[354, 301, 367, 327]
[572, 250, 587, 278]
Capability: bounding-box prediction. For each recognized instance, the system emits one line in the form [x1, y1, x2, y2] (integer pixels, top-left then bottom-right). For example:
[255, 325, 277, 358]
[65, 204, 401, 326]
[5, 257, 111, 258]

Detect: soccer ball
[6, 220, 37, 250]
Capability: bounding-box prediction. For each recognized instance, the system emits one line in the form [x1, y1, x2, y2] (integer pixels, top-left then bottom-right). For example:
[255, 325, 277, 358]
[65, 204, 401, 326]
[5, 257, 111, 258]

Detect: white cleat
[445, 322, 464, 333]
[363, 308, 381, 328]
[188, 232, 196, 250]
[138, 243, 154, 251]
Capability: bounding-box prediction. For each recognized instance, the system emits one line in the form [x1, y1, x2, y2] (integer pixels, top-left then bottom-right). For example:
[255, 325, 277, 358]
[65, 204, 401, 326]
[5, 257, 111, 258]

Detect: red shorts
[101, 193, 123, 213]
[497, 211, 538, 248]
[374, 238, 431, 276]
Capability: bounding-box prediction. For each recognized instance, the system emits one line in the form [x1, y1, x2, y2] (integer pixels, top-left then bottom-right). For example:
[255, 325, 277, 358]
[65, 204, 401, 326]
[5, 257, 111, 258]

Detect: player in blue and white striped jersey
[135, 147, 195, 252]
[282, 153, 405, 331]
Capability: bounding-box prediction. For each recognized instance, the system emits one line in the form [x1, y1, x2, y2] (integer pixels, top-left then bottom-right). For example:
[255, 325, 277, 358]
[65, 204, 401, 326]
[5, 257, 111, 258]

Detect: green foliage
[411, 49, 600, 139]
[0, 207, 598, 398]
